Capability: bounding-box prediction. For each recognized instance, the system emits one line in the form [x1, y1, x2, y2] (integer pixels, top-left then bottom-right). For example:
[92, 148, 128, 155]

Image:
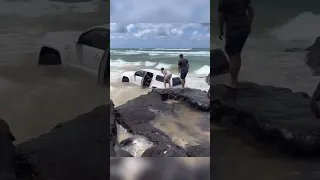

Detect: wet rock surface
[306, 36, 320, 75]
[115, 88, 210, 157]
[211, 81, 320, 155]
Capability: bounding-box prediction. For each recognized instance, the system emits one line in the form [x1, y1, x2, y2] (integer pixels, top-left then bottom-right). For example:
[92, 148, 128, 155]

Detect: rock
[311, 82, 320, 118]
[305, 45, 313, 51]
[206, 73, 210, 85]
[186, 145, 210, 157]
[141, 144, 187, 157]
[306, 36, 320, 75]
[116, 150, 134, 157]
[110, 101, 118, 157]
[211, 82, 320, 155]
[0, 119, 16, 180]
[119, 137, 134, 147]
[16, 102, 112, 180]
[284, 48, 305, 52]
[210, 48, 229, 76]
[115, 88, 210, 157]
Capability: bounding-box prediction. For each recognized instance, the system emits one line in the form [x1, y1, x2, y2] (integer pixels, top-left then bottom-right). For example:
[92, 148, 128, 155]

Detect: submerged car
[121, 69, 182, 89]
[37, 24, 110, 84]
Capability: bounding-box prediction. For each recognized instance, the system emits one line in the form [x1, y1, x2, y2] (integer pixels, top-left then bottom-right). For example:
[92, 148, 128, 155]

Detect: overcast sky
[110, 0, 210, 23]
[110, 23, 210, 48]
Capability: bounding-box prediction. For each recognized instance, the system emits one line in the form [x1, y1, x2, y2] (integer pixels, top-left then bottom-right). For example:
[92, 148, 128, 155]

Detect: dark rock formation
[15, 103, 112, 180]
[211, 82, 320, 155]
[0, 119, 16, 180]
[306, 36, 320, 75]
[210, 48, 229, 76]
[115, 88, 210, 157]
[284, 47, 306, 52]
[311, 82, 320, 118]
[186, 144, 210, 157]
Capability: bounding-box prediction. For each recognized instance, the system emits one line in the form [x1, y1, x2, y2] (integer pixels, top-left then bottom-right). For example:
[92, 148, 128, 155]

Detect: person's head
[179, 54, 183, 59]
[160, 67, 164, 72]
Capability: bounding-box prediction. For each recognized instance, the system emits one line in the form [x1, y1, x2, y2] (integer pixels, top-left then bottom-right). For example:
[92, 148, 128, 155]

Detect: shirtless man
[218, 0, 254, 88]
[161, 68, 172, 88]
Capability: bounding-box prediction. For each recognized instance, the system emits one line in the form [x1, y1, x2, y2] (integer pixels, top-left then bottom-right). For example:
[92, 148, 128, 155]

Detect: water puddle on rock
[150, 100, 210, 148]
[115, 100, 210, 157]
[116, 124, 153, 157]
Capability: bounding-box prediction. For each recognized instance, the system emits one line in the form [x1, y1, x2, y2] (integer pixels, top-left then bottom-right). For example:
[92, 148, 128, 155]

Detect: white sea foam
[270, 12, 320, 42]
[194, 65, 210, 75]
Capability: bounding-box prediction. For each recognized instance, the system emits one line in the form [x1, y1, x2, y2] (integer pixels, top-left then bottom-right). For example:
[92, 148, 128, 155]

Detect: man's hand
[219, 30, 224, 40]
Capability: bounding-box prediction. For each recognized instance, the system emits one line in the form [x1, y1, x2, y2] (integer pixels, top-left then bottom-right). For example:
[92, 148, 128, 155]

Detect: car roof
[82, 24, 110, 34]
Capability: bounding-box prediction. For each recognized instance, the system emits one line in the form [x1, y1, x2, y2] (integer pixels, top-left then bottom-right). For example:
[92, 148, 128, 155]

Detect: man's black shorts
[180, 69, 188, 80]
[225, 27, 250, 56]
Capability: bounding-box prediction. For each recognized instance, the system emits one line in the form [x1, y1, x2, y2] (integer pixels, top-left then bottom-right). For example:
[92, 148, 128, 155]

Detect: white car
[121, 69, 182, 89]
[37, 24, 110, 76]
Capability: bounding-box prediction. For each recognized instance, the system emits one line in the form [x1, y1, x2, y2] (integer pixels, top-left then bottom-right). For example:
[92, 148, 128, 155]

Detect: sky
[110, 0, 210, 23]
[110, 0, 210, 48]
[110, 23, 210, 48]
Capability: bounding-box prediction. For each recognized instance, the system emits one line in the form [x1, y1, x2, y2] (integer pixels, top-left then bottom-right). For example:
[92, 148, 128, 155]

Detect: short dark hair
[179, 54, 183, 58]
[160, 68, 164, 71]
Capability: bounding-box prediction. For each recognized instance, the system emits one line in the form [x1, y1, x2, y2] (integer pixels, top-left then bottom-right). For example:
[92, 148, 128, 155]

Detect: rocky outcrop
[211, 82, 320, 155]
[0, 119, 16, 180]
[306, 36, 320, 75]
[311, 82, 320, 118]
[15, 103, 113, 180]
[115, 88, 210, 157]
[210, 48, 229, 76]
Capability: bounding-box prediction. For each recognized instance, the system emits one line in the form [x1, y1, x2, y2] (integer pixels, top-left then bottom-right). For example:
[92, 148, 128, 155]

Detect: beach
[110, 48, 210, 106]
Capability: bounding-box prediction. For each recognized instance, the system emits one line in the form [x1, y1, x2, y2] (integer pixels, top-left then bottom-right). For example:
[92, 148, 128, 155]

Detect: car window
[172, 77, 182, 86]
[134, 70, 145, 77]
[155, 75, 164, 82]
[78, 29, 109, 50]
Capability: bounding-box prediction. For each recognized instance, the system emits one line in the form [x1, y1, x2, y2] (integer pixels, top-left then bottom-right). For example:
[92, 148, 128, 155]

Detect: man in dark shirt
[218, 0, 254, 88]
[178, 54, 189, 89]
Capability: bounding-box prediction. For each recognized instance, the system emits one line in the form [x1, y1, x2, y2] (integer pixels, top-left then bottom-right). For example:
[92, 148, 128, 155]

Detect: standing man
[218, 0, 254, 88]
[161, 67, 172, 88]
[178, 54, 189, 89]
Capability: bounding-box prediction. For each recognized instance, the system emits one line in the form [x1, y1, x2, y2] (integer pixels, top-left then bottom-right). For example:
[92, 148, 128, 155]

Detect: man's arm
[186, 60, 189, 71]
[246, 0, 254, 25]
[178, 61, 181, 73]
[217, 0, 225, 35]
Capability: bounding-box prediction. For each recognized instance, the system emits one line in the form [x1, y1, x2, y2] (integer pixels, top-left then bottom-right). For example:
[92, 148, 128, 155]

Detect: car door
[76, 28, 109, 74]
[133, 70, 145, 85]
[97, 48, 110, 85]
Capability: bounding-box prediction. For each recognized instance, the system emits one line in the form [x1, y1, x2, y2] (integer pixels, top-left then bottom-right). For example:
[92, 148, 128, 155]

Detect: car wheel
[122, 77, 129, 82]
[39, 47, 61, 65]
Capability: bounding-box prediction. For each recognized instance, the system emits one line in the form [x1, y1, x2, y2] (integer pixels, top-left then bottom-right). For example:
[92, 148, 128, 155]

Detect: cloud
[110, 23, 210, 48]
[110, 0, 210, 23]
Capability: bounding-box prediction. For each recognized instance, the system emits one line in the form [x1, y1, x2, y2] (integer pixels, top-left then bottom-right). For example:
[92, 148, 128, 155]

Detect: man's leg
[225, 29, 248, 88]
[163, 79, 166, 88]
[228, 55, 241, 88]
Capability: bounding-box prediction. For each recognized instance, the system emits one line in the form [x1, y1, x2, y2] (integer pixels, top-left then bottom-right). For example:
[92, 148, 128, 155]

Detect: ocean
[210, 0, 320, 95]
[0, 0, 108, 143]
[110, 48, 210, 106]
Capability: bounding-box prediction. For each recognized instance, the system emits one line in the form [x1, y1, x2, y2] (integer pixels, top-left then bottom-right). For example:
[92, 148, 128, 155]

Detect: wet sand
[0, 55, 108, 143]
